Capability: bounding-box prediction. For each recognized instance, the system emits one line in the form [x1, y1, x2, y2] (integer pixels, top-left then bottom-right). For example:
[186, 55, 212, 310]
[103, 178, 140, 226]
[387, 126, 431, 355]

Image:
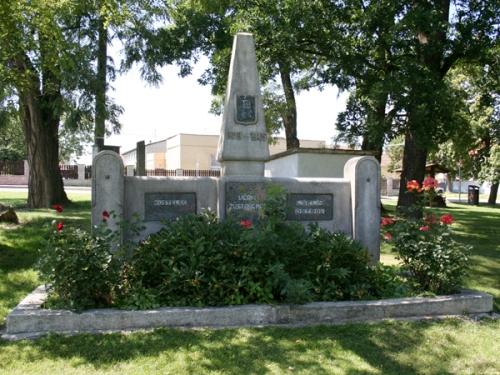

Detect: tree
[313, 1, 498, 212]
[429, 39, 499, 205]
[92, 0, 168, 150]
[332, 1, 403, 162]
[124, 0, 336, 149]
[0, 1, 81, 206]
[0, 0, 155, 207]
[483, 145, 500, 204]
[0, 94, 25, 160]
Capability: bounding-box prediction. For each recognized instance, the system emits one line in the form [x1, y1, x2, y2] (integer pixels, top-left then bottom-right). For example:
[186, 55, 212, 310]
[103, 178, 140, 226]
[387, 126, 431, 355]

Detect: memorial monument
[92, 32, 381, 261]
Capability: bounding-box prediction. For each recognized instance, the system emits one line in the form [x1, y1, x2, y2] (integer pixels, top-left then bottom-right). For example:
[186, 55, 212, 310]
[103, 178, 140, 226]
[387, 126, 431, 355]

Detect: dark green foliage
[37, 223, 121, 311]
[121, 209, 393, 308]
[37, 189, 408, 310]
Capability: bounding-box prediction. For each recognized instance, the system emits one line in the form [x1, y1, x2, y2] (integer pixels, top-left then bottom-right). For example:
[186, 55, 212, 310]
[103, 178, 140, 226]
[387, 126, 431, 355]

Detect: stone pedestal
[221, 161, 265, 176]
[344, 156, 381, 263]
[92, 151, 124, 239]
[216, 33, 270, 176]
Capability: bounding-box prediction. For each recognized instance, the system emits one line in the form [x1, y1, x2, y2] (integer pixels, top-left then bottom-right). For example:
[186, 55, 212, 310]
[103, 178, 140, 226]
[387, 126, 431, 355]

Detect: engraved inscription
[145, 192, 196, 221]
[250, 132, 267, 142]
[227, 131, 242, 140]
[287, 194, 333, 221]
[225, 182, 266, 222]
[236, 95, 256, 124]
[226, 131, 266, 142]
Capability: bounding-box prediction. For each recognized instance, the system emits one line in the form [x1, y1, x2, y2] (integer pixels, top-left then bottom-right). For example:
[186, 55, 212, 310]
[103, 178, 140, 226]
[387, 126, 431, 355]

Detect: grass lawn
[0, 191, 499, 374]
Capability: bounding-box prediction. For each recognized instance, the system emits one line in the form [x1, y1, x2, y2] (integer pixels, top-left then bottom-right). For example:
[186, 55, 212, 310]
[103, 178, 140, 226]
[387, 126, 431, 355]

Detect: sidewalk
[0, 185, 91, 194]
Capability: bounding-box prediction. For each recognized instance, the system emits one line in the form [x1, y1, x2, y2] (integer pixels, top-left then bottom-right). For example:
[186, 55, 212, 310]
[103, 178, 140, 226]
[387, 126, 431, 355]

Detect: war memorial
[92, 33, 381, 261]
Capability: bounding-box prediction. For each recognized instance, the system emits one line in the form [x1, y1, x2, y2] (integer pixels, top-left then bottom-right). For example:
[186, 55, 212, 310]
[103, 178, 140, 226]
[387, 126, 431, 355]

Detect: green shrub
[38, 188, 408, 310]
[121, 209, 383, 308]
[381, 177, 471, 294]
[383, 214, 470, 294]
[37, 219, 121, 310]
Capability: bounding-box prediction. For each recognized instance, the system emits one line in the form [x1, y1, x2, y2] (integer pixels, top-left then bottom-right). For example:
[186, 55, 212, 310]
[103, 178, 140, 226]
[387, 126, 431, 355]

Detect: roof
[269, 147, 376, 161]
[395, 163, 451, 174]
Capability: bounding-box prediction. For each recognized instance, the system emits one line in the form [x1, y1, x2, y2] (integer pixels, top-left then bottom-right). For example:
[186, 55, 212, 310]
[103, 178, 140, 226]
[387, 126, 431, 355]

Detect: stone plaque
[144, 192, 196, 222]
[225, 182, 266, 221]
[287, 193, 333, 221]
[236, 95, 256, 124]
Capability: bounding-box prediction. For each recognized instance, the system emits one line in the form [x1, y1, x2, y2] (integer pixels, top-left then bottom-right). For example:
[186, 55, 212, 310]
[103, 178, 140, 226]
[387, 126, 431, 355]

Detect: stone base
[221, 161, 265, 176]
[2, 286, 493, 340]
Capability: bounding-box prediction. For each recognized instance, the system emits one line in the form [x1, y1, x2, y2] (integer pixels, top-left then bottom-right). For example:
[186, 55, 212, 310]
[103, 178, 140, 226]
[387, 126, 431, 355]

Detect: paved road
[0, 185, 91, 194]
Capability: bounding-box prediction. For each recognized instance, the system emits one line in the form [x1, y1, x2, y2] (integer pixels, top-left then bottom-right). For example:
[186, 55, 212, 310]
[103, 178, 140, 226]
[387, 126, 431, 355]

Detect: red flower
[422, 176, 438, 191]
[406, 180, 421, 192]
[383, 232, 393, 241]
[102, 210, 110, 222]
[381, 216, 395, 226]
[52, 204, 64, 213]
[56, 221, 64, 232]
[440, 214, 454, 225]
[239, 219, 253, 229]
[419, 225, 430, 232]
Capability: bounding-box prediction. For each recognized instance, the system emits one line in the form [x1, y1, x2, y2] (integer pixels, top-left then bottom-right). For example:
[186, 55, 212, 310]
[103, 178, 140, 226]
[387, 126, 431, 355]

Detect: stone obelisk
[216, 33, 270, 176]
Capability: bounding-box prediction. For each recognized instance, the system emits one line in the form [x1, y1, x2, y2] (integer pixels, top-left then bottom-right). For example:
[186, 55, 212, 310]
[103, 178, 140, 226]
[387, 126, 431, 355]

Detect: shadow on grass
[0, 320, 487, 374]
[0, 201, 92, 323]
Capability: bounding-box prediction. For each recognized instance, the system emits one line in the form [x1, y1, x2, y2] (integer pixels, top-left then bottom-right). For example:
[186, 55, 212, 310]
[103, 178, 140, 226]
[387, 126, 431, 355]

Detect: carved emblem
[235, 95, 256, 124]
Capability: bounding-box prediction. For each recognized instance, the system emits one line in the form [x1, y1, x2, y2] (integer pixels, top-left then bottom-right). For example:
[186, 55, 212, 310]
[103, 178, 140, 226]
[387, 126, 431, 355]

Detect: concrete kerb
[2, 286, 493, 341]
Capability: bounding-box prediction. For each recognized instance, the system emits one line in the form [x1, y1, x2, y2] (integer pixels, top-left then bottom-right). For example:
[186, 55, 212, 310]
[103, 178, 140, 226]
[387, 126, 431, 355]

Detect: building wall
[269, 138, 325, 155]
[266, 151, 373, 178]
[122, 150, 136, 167]
[165, 135, 182, 169]
[179, 134, 219, 170]
[297, 153, 357, 178]
[125, 134, 327, 170]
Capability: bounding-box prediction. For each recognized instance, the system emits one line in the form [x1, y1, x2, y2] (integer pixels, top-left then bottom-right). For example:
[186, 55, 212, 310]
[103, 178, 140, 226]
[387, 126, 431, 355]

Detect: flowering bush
[381, 177, 470, 294]
[37, 207, 122, 310]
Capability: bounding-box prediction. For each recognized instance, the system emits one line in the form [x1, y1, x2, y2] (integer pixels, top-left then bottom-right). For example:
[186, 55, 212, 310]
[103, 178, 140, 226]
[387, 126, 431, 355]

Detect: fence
[144, 169, 221, 177]
[59, 165, 78, 179]
[0, 160, 24, 175]
[145, 169, 177, 177]
[85, 165, 92, 179]
[0, 161, 222, 186]
[180, 169, 220, 177]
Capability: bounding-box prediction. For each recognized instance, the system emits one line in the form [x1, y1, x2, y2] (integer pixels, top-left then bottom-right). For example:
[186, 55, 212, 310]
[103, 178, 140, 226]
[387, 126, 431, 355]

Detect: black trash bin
[468, 185, 480, 205]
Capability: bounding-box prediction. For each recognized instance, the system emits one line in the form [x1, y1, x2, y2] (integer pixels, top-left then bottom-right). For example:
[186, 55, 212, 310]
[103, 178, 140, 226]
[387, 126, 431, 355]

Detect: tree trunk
[94, 15, 108, 151]
[361, 95, 387, 163]
[488, 182, 498, 205]
[361, 137, 383, 162]
[278, 62, 299, 149]
[397, 129, 427, 216]
[18, 59, 68, 208]
[396, 1, 449, 216]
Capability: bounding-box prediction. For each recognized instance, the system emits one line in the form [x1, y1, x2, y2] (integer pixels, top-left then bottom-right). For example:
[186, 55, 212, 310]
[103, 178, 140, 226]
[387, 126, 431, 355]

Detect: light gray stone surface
[218, 175, 352, 234]
[216, 33, 270, 176]
[92, 151, 124, 235]
[344, 156, 381, 262]
[4, 286, 493, 340]
[265, 153, 299, 177]
[125, 165, 135, 177]
[124, 176, 218, 240]
[266, 151, 373, 178]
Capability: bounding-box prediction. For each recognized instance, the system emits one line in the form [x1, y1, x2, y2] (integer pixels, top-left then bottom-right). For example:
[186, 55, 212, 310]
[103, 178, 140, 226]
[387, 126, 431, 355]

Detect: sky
[79, 54, 348, 163]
